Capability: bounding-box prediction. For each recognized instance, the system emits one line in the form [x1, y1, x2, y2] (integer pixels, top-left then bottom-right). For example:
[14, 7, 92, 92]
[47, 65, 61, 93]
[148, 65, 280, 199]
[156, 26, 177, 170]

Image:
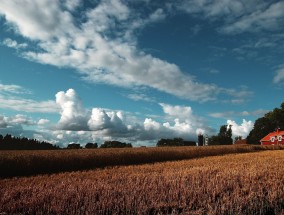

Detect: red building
[260, 130, 284, 145]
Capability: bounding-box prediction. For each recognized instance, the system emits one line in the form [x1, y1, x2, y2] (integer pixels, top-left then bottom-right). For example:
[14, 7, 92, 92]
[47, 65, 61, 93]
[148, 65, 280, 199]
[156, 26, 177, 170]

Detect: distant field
[0, 145, 284, 178]
[1, 150, 283, 214]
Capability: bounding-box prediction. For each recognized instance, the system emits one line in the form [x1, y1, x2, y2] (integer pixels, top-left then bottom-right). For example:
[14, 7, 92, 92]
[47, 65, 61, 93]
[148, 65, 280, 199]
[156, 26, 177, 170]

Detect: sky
[0, 0, 284, 147]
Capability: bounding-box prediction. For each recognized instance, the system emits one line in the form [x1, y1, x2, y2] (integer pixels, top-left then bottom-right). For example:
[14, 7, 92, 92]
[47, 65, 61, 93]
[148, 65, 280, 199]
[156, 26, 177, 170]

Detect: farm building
[234, 139, 247, 145]
[260, 130, 284, 145]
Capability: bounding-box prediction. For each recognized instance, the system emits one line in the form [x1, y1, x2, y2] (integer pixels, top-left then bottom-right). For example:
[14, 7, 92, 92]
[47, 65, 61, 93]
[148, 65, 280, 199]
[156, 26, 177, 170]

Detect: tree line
[66, 141, 132, 149]
[0, 134, 58, 150]
[156, 138, 196, 147]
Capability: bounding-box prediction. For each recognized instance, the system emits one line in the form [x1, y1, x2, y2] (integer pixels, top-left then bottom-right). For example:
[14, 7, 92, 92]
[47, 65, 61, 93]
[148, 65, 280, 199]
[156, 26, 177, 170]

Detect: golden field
[0, 144, 283, 178]
[0, 148, 284, 214]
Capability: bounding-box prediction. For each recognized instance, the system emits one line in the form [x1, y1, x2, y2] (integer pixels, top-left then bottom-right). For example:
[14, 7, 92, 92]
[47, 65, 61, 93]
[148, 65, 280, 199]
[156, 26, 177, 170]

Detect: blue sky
[0, 0, 284, 146]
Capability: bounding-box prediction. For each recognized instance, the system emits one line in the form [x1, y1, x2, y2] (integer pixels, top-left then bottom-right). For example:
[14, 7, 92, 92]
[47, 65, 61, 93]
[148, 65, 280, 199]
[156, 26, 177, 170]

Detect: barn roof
[260, 130, 284, 142]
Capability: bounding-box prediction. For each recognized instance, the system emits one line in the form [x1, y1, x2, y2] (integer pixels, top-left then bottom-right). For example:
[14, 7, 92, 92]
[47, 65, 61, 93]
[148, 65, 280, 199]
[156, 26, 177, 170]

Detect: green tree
[247, 102, 284, 144]
[67, 143, 81, 149]
[156, 138, 196, 147]
[100, 141, 132, 148]
[208, 125, 233, 145]
[208, 135, 220, 145]
[85, 142, 98, 149]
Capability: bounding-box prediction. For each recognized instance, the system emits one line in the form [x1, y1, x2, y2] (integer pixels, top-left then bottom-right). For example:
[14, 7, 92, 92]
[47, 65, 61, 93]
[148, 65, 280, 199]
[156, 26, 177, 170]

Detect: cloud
[159, 103, 211, 132]
[56, 89, 88, 130]
[54, 89, 212, 142]
[62, 0, 81, 11]
[139, 103, 213, 141]
[0, 114, 38, 129]
[178, 0, 284, 35]
[2, 38, 27, 49]
[0, 0, 252, 103]
[0, 114, 36, 136]
[0, 88, 216, 145]
[273, 65, 284, 84]
[0, 96, 59, 113]
[127, 93, 155, 102]
[0, 115, 8, 128]
[148, 8, 166, 22]
[87, 108, 111, 131]
[88, 108, 127, 133]
[209, 69, 220, 74]
[160, 103, 193, 120]
[0, 83, 59, 113]
[209, 109, 269, 119]
[38, 119, 50, 125]
[0, 114, 55, 144]
[0, 83, 31, 94]
[0, 0, 76, 40]
[144, 118, 161, 131]
[227, 119, 254, 138]
[221, 2, 284, 34]
[55, 89, 130, 136]
[178, 0, 263, 19]
[7, 114, 35, 125]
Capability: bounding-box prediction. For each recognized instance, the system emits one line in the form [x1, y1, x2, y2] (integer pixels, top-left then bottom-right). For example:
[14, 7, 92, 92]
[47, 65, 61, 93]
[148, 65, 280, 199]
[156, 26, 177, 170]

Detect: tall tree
[209, 125, 233, 145]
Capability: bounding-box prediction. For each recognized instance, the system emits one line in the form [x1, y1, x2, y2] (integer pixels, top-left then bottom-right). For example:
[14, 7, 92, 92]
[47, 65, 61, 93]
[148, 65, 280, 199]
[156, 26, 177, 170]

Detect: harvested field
[1, 150, 284, 214]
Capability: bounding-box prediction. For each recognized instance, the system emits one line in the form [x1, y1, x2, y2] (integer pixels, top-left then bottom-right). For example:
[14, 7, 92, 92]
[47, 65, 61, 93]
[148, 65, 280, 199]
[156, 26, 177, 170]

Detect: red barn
[260, 130, 284, 145]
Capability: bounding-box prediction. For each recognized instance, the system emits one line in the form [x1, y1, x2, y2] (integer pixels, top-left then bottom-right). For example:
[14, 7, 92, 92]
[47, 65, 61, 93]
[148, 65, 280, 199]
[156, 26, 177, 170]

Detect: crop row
[1, 150, 284, 214]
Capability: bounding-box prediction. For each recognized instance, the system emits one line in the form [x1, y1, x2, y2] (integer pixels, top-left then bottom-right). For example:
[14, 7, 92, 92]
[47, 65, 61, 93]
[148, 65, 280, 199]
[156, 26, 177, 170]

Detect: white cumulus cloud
[38, 119, 50, 125]
[140, 103, 213, 141]
[53, 89, 212, 142]
[227, 119, 254, 138]
[56, 89, 89, 130]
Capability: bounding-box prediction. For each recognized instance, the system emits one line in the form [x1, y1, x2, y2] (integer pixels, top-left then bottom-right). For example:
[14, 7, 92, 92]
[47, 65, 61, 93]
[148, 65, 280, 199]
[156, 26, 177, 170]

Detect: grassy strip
[0, 144, 283, 178]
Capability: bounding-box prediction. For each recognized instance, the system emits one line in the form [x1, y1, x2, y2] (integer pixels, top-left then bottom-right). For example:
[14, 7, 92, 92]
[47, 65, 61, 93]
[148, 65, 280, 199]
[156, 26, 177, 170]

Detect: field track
[0, 150, 284, 214]
[0, 145, 284, 178]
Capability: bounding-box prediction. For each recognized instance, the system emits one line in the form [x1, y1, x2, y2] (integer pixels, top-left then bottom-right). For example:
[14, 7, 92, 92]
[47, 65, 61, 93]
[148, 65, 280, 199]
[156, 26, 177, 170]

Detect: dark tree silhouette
[209, 125, 233, 145]
[67, 143, 82, 149]
[85, 142, 98, 149]
[247, 102, 284, 144]
[100, 141, 132, 148]
[0, 134, 58, 150]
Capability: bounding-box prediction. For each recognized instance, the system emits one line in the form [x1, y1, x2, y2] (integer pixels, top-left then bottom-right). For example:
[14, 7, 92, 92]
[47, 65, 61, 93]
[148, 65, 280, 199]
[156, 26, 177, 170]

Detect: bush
[100, 141, 132, 148]
[85, 143, 98, 149]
